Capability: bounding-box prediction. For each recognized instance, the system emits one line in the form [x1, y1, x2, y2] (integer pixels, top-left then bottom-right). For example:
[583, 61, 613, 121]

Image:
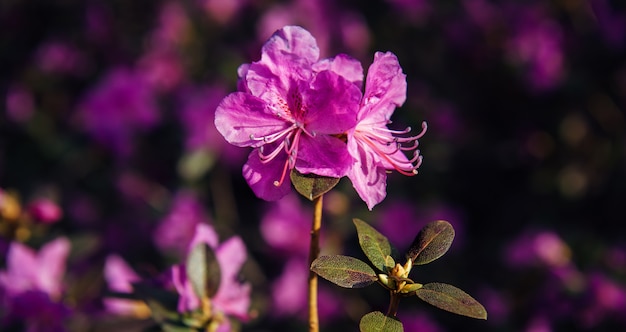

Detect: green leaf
[311, 255, 378, 288]
[359, 311, 404, 332]
[186, 243, 221, 300]
[290, 169, 340, 200]
[406, 220, 455, 265]
[415, 283, 488, 320]
[353, 218, 394, 272]
[178, 149, 216, 181]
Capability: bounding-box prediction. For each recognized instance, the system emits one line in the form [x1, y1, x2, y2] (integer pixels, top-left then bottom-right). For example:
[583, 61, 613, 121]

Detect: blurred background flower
[1, 0, 625, 330]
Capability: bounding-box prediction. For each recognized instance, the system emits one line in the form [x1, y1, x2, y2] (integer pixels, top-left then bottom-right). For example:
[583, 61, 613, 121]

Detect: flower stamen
[354, 121, 427, 176]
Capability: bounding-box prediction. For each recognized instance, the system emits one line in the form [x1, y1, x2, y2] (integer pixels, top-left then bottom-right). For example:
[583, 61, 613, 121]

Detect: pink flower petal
[295, 134, 353, 178]
[301, 70, 360, 134]
[260, 25, 320, 72]
[214, 92, 286, 148]
[347, 139, 388, 210]
[313, 53, 364, 87]
[36, 238, 70, 298]
[242, 149, 292, 201]
[360, 52, 407, 121]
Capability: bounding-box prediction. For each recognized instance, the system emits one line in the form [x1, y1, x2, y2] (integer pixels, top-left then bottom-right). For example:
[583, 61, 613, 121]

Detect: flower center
[248, 92, 316, 187]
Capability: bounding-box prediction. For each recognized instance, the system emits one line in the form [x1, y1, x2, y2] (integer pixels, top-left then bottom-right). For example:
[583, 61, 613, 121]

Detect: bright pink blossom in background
[215, 26, 360, 201]
[0, 238, 71, 332]
[171, 223, 251, 330]
[270, 257, 343, 321]
[260, 193, 312, 256]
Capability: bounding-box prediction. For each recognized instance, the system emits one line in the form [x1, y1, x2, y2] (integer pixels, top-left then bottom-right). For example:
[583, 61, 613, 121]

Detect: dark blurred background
[1, 0, 625, 331]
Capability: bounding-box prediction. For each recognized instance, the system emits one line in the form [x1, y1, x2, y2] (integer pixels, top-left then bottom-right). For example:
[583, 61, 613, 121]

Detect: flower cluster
[215, 25, 426, 209]
[103, 196, 251, 332]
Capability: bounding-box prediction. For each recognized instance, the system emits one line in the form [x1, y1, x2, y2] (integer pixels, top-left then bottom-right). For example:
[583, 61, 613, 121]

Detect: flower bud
[27, 199, 63, 224]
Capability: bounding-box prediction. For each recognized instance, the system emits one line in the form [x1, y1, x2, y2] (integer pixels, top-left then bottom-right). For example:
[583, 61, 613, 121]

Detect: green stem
[386, 292, 401, 318]
[308, 195, 324, 332]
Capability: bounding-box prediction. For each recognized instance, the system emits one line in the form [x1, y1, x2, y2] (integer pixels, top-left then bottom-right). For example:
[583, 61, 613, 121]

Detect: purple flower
[260, 193, 312, 256]
[177, 85, 246, 166]
[580, 272, 626, 328]
[505, 229, 572, 268]
[0, 238, 71, 332]
[153, 191, 213, 257]
[346, 52, 427, 209]
[270, 257, 343, 321]
[75, 67, 160, 157]
[171, 224, 251, 328]
[505, 7, 564, 91]
[215, 26, 361, 201]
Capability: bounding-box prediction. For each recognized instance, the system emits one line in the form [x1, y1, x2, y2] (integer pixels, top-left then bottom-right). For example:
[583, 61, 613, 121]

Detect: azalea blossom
[0, 238, 71, 332]
[346, 52, 427, 209]
[171, 223, 251, 330]
[215, 25, 361, 201]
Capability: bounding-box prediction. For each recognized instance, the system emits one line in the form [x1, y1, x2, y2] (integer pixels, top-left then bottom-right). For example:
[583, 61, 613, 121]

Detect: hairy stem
[308, 195, 324, 332]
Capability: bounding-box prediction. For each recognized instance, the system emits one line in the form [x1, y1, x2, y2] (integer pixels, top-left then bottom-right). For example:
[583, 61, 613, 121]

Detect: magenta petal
[213, 237, 251, 319]
[302, 70, 360, 134]
[361, 52, 407, 120]
[251, 27, 318, 96]
[104, 255, 139, 293]
[171, 265, 199, 312]
[295, 134, 353, 178]
[347, 140, 388, 210]
[1, 243, 37, 294]
[214, 92, 286, 148]
[313, 54, 364, 87]
[188, 223, 220, 253]
[215, 237, 247, 280]
[103, 255, 142, 315]
[36, 238, 70, 297]
[242, 149, 291, 201]
[260, 26, 320, 70]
